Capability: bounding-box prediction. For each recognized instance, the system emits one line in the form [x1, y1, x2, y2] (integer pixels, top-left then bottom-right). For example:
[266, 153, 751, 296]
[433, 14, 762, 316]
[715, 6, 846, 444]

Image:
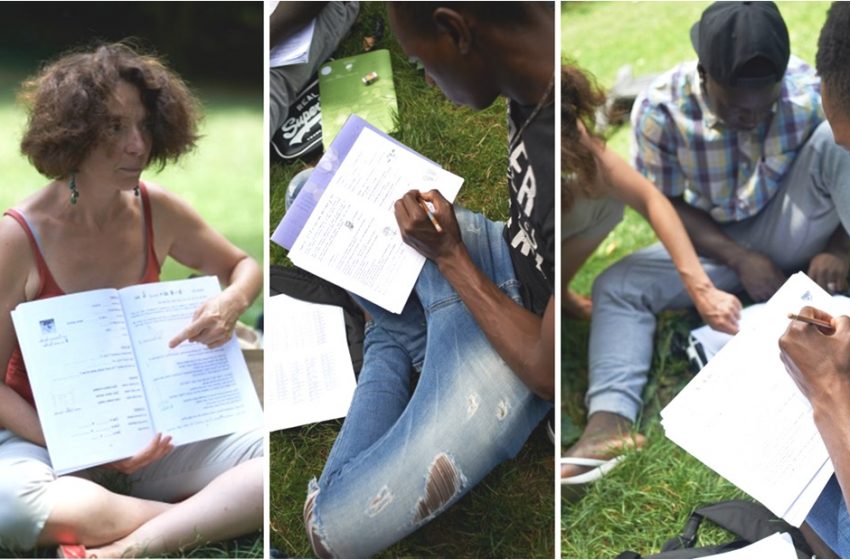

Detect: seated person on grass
[563, 1, 850, 481]
[269, 1, 359, 138]
[302, 3, 555, 557]
[560, 64, 741, 482]
[0, 43, 263, 558]
[779, 3, 850, 558]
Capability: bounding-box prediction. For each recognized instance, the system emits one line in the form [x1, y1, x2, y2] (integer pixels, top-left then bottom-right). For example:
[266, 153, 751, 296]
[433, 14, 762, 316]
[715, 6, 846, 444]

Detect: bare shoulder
[143, 181, 199, 221]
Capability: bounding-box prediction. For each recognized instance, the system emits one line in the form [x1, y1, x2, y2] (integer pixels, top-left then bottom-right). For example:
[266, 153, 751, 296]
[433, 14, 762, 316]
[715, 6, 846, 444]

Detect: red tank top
[4, 183, 161, 408]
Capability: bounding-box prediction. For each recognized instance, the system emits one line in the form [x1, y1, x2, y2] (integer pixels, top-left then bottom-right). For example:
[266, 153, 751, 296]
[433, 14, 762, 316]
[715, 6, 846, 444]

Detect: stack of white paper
[661, 272, 835, 526]
[265, 294, 357, 431]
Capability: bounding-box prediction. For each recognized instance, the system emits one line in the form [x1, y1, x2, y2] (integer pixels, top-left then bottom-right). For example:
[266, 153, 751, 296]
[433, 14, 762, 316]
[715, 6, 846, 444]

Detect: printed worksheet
[12, 276, 263, 474]
[121, 278, 263, 445]
[661, 272, 835, 526]
[265, 294, 356, 431]
[12, 289, 153, 474]
[286, 122, 463, 313]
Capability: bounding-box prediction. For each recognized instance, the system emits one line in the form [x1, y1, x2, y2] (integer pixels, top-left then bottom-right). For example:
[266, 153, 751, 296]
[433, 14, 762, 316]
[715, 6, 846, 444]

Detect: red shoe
[57, 544, 88, 558]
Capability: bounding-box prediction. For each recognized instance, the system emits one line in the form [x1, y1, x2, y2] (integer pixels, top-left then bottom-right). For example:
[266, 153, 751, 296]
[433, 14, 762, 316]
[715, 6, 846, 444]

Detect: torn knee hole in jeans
[414, 453, 465, 523]
[304, 489, 333, 558]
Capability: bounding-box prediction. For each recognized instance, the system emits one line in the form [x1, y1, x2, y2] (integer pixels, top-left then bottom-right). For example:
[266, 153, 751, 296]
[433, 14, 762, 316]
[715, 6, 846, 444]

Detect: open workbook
[272, 114, 464, 313]
[11, 276, 263, 475]
[661, 272, 835, 526]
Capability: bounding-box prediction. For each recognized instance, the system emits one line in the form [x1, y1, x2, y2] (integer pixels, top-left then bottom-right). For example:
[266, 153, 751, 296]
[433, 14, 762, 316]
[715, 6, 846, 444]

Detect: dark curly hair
[816, 2, 850, 117]
[562, 63, 606, 212]
[19, 42, 200, 179]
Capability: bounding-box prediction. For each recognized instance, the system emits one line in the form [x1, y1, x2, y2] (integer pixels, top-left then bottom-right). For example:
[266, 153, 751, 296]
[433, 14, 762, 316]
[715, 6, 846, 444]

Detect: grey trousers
[269, 1, 359, 138]
[587, 120, 850, 421]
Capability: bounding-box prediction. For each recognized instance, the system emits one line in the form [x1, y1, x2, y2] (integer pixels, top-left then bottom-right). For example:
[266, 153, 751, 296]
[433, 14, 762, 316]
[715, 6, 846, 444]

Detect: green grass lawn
[269, 3, 554, 558]
[0, 65, 262, 559]
[561, 2, 830, 558]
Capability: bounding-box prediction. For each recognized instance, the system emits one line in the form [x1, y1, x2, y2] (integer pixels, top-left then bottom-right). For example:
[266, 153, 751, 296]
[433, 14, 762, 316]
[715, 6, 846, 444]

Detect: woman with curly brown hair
[0, 43, 262, 557]
[561, 63, 741, 482]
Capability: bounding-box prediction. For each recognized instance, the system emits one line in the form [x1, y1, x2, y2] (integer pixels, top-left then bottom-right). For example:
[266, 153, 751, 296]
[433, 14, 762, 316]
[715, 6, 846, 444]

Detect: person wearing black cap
[777, 4, 850, 558]
[562, 1, 850, 483]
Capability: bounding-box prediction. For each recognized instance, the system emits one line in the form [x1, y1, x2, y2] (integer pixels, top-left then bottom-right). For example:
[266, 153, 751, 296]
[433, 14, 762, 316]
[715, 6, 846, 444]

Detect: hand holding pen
[418, 199, 443, 233]
[394, 189, 463, 263]
[780, 306, 850, 404]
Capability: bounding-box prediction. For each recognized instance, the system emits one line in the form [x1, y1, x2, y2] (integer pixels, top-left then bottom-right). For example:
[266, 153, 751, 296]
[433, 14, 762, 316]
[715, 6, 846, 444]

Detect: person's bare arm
[592, 137, 741, 334]
[395, 190, 554, 401]
[146, 184, 261, 349]
[270, 2, 328, 48]
[670, 197, 786, 302]
[779, 307, 850, 510]
[0, 217, 47, 445]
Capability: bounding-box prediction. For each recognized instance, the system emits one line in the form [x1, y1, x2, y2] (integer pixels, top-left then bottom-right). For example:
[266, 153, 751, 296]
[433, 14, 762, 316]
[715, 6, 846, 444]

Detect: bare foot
[561, 411, 646, 479]
[563, 289, 592, 320]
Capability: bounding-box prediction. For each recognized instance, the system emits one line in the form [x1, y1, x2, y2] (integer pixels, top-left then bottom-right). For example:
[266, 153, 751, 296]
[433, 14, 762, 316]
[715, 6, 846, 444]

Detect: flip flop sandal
[560, 455, 626, 485]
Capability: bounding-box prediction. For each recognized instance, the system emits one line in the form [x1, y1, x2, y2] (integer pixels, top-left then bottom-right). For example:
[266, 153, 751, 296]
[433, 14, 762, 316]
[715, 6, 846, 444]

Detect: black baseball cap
[690, 1, 790, 88]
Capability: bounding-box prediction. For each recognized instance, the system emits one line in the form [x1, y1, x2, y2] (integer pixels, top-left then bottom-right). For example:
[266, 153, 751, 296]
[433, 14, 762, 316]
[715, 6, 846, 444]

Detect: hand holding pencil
[787, 311, 834, 332]
[780, 305, 850, 405]
[394, 188, 462, 264]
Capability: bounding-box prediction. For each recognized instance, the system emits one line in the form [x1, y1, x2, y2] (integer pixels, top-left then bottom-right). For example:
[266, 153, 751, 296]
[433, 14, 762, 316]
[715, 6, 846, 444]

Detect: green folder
[318, 49, 398, 150]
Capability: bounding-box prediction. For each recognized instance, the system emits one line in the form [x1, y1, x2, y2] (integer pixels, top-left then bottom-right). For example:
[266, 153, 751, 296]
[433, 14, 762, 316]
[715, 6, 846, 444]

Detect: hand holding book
[105, 432, 174, 474]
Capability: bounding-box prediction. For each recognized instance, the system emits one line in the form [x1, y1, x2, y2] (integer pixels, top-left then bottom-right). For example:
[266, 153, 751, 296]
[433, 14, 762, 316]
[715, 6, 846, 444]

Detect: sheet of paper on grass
[661, 272, 834, 526]
[700, 532, 798, 559]
[271, 114, 463, 313]
[265, 294, 356, 431]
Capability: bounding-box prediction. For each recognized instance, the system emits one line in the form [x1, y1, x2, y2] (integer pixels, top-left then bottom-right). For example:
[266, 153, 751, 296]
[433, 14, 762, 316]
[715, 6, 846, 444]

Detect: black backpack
[271, 78, 323, 163]
[617, 500, 813, 558]
[269, 264, 364, 375]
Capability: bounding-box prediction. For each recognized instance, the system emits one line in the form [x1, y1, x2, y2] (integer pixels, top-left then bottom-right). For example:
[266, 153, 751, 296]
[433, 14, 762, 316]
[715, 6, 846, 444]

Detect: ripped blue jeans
[304, 208, 552, 558]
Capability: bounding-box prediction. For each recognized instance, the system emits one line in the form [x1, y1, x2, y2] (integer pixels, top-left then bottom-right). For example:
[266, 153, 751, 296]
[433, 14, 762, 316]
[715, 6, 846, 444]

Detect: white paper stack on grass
[265, 294, 357, 431]
[661, 272, 835, 526]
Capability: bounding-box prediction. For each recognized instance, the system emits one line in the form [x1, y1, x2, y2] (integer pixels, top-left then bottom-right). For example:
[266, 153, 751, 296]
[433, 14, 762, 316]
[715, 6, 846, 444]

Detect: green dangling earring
[69, 174, 79, 205]
[134, 184, 140, 197]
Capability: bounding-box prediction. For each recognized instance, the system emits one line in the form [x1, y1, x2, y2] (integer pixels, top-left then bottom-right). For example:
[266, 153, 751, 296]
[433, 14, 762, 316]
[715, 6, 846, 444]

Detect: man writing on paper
[302, 3, 554, 557]
[563, 1, 850, 481]
[780, 3, 850, 557]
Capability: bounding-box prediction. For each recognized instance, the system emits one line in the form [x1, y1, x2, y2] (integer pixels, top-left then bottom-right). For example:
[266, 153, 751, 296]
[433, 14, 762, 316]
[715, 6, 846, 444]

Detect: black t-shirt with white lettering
[503, 99, 555, 316]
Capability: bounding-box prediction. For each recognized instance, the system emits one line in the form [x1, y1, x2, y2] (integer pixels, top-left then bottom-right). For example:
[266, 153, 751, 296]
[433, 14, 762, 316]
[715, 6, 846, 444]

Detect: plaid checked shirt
[631, 56, 823, 223]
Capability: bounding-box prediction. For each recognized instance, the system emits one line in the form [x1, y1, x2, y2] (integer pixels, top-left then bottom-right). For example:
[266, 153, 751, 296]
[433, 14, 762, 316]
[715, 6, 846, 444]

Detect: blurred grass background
[269, 2, 554, 558]
[561, 2, 831, 558]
